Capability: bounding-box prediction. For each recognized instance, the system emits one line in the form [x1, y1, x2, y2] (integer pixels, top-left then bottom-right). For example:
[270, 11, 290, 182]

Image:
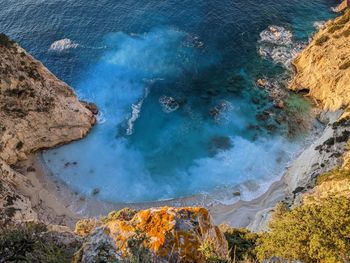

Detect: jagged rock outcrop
[290, 10, 350, 113]
[74, 207, 229, 263]
[0, 160, 38, 226]
[0, 34, 96, 165]
[336, 0, 350, 12]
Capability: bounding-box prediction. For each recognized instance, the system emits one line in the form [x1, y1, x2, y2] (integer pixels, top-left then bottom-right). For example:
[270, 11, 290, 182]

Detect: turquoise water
[0, 0, 337, 202]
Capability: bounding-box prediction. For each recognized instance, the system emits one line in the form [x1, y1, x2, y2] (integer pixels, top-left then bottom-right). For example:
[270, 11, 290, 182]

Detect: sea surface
[0, 0, 337, 203]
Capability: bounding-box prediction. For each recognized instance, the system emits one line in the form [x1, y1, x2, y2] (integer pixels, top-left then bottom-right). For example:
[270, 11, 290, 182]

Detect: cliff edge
[290, 10, 350, 115]
[0, 34, 96, 165]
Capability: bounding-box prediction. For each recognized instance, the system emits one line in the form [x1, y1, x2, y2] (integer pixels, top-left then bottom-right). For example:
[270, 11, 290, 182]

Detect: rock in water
[159, 95, 180, 113]
[258, 26, 306, 68]
[75, 207, 229, 262]
[49, 38, 79, 51]
[259, 25, 293, 45]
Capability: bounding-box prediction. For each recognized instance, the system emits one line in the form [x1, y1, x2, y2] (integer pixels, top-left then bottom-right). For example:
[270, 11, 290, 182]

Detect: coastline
[19, 153, 285, 230]
[5, 7, 349, 233]
[19, 111, 338, 231]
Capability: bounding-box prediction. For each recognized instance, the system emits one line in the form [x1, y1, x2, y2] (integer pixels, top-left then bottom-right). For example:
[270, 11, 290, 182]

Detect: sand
[17, 153, 296, 231]
[18, 110, 342, 231]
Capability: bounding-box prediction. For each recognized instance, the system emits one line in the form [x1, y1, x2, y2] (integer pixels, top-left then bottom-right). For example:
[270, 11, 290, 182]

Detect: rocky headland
[1, 8, 350, 262]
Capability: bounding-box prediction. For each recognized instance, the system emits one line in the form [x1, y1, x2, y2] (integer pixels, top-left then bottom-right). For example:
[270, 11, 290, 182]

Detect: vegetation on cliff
[1, 4, 350, 263]
[256, 196, 350, 262]
[0, 222, 81, 263]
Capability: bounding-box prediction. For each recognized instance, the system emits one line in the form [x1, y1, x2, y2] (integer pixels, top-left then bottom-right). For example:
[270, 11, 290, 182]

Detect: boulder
[75, 207, 229, 262]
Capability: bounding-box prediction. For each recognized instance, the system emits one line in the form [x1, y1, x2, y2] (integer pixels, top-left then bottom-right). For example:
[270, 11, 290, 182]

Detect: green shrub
[256, 196, 350, 262]
[198, 239, 230, 263]
[0, 222, 73, 263]
[315, 35, 329, 46]
[221, 226, 259, 262]
[316, 167, 350, 185]
[101, 208, 137, 223]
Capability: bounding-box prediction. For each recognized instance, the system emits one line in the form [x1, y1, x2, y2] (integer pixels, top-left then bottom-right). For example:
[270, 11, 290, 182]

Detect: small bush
[220, 226, 259, 262]
[0, 222, 73, 263]
[315, 35, 329, 46]
[317, 167, 350, 185]
[198, 239, 230, 263]
[101, 208, 137, 223]
[75, 219, 100, 236]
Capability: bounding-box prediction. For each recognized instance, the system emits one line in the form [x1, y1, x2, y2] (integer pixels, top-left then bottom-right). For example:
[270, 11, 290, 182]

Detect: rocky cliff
[290, 9, 350, 114]
[0, 34, 96, 165]
[1, 7, 350, 261]
[286, 9, 350, 198]
[74, 207, 229, 263]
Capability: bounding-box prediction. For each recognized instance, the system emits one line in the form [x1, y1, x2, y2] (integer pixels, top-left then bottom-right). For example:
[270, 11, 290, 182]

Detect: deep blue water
[0, 0, 337, 203]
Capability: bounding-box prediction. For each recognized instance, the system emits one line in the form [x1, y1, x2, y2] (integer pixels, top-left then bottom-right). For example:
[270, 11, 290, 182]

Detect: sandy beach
[16, 111, 337, 231]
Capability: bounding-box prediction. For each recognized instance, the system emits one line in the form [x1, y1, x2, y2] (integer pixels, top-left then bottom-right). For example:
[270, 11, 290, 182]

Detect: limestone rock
[74, 227, 119, 263]
[0, 34, 96, 165]
[290, 10, 350, 113]
[76, 207, 229, 263]
[0, 160, 38, 225]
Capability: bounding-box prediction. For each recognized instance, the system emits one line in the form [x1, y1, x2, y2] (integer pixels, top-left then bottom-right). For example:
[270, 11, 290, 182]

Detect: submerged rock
[208, 136, 233, 156]
[159, 95, 180, 113]
[255, 78, 286, 108]
[209, 100, 233, 121]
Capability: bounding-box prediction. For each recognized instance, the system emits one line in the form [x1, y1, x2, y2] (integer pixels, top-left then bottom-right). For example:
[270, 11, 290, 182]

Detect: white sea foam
[314, 21, 326, 30]
[43, 27, 304, 203]
[259, 26, 293, 45]
[49, 38, 79, 51]
[258, 26, 306, 68]
[126, 88, 149, 135]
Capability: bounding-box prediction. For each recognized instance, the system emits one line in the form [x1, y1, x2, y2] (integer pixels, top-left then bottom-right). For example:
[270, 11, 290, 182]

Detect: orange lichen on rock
[76, 207, 229, 262]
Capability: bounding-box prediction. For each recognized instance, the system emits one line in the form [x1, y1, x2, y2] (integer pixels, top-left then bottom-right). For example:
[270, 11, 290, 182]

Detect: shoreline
[9, 8, 347, 231]
[18, 111, 334, 231]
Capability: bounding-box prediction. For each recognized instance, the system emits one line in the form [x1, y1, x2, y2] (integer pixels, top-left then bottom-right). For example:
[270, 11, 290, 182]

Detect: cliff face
[0, 33, 97, 226]
[0, 34, 96, 165]
[284, 10, 350, 203]
[290, 10, 350, 113]
[0, 160, 38, 225]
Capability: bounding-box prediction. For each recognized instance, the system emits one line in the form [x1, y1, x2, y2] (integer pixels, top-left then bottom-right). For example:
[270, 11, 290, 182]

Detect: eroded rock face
[0, 34, 96, 164]
[0, 160, 38, 225]
[75, 207, 229, 263]
[290, 10, 350, 112]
